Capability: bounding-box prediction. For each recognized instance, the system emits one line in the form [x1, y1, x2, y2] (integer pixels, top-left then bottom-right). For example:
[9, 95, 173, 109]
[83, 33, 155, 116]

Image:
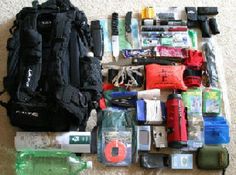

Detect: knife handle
[125, 11, 132, 32]
[91, 20, 104, 59]
[112, 12, 119, 35]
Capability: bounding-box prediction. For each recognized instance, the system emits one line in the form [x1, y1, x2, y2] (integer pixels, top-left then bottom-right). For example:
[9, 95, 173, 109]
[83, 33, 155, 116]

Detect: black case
[198, 7, 218, 15]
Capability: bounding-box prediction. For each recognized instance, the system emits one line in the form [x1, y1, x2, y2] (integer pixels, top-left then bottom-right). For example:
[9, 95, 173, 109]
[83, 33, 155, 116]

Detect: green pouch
[182, 88, 202, 117]
[196, 146, 229, 171]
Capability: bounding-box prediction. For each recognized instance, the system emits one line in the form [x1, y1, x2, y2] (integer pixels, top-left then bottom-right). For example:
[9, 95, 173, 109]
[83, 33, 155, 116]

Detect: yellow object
[141, 7, 155, 19]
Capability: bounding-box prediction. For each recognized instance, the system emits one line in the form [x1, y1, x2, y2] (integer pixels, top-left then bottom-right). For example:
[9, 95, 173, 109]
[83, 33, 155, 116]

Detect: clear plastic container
[16, 150, 92, 175]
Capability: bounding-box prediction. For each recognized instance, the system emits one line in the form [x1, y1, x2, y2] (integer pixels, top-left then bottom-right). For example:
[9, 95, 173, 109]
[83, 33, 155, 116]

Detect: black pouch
[80, 56, 102, 101]
[21, 29, 42, 63]
[18, 29, 42, 102]
[198, 16, 211, 38]
[4, 31, 20, 97]
[7, 100, 51, 130]
[140, 153, 170, 169]
[108, 69, 119, 84]
[56, 85, 88, 121]
[6, 99, 80, 131]
[209, 17, 220, 34]
[185, 7, 198, 21]
[198, 7, 218, 15]
[185, 7, 198, 28]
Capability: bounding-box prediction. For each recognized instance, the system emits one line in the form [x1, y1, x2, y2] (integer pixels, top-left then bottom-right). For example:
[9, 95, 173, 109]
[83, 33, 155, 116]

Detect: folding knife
[111, 12, 119, 61]
[125, 11, 133, 47]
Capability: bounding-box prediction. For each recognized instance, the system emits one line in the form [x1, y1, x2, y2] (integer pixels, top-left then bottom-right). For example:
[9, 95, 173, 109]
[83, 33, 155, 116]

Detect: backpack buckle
[54, 37, 65, 42]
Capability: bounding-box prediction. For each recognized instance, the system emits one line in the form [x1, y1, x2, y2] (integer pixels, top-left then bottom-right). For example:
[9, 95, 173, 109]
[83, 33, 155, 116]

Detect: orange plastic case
[104, 140, 127, 163]
[145, 64, 187, 91]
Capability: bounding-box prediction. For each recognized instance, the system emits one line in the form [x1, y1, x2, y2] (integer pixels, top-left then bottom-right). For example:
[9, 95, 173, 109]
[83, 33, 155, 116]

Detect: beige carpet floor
[0, 0, 235, 175]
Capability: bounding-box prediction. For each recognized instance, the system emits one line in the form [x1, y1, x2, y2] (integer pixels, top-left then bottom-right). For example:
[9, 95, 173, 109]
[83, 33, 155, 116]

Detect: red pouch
[145, 64, 187, 90]
[184, 50, 204, 69]
[183, 69, 202, 87]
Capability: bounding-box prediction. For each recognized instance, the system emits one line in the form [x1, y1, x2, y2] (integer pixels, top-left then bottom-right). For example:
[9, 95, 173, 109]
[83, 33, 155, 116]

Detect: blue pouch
[111, 91, 137, 108]
[136, 100, 146, 122]
[204, 117, 230, 144]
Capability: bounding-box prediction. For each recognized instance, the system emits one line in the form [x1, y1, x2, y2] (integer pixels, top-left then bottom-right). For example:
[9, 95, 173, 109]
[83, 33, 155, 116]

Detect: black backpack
[0, 0, 102, 131]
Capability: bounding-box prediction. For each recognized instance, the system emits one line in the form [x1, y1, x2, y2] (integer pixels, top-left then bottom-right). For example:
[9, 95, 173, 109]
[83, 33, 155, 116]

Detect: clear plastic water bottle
[16, 150, 92, 175]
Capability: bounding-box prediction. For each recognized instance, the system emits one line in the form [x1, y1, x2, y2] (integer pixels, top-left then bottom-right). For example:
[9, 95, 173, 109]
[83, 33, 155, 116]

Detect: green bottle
[16, 150, 92, 175]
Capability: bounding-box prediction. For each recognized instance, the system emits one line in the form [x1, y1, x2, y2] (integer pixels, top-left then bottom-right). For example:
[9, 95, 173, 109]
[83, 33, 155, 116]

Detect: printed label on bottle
[69, 135, 91, 144]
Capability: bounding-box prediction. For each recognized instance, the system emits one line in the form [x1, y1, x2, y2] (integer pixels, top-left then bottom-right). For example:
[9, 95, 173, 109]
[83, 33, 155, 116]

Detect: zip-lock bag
[0, 0, 102, 131]
[204, 116, 230, 144]
[196, 146, 229, 174]
[97, 108, 136, 166]
[203, 87, 222, 115]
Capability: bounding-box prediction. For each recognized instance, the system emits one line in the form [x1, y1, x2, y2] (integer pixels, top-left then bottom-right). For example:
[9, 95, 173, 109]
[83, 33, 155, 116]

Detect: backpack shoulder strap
[74, 8, 92, 48]
[49, 10, 93, 128]
[17, 12, 43, 102]
[49, 11, 74, 88]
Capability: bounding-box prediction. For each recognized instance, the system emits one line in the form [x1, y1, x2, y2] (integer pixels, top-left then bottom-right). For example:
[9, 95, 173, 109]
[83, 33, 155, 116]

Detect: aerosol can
[166, 93, 187, 148]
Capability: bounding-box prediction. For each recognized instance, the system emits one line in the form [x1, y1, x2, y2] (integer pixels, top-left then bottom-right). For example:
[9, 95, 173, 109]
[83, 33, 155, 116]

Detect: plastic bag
[202, 39, 219, 87]
[97, 108, 136, 166]
[204, 116, 230, 144]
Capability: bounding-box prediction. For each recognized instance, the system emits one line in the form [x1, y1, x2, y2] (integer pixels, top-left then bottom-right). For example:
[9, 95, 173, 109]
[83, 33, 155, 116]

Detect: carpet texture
[0, 0, 235, 175]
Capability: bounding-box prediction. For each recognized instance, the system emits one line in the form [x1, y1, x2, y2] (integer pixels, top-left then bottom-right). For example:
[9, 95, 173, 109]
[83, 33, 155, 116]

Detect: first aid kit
[145, 64, 187, 90]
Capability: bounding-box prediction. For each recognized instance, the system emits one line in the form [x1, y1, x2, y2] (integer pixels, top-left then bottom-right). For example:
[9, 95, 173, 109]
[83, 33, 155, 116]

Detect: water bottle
[16, 150, 92, 175]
